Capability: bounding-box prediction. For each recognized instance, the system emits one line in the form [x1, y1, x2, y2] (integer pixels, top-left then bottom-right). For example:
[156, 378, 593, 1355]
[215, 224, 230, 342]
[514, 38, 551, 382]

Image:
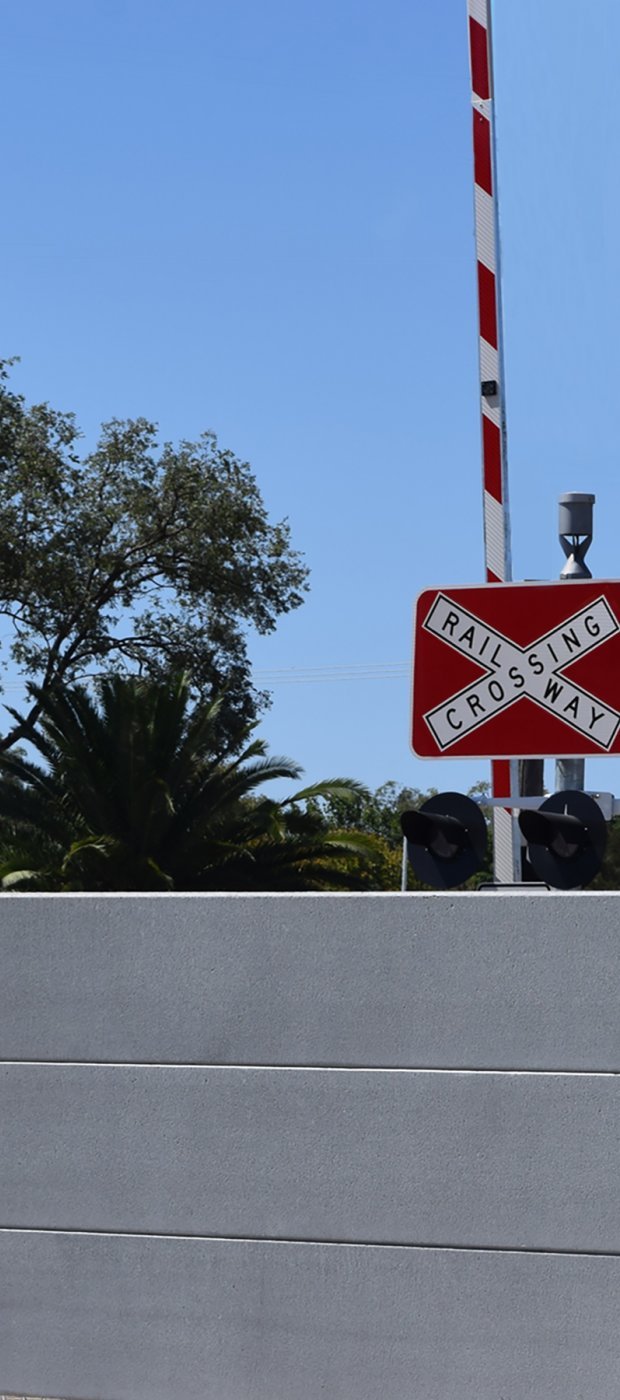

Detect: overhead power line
[0, 662, 411, 695]
[253, 663, 410, 685]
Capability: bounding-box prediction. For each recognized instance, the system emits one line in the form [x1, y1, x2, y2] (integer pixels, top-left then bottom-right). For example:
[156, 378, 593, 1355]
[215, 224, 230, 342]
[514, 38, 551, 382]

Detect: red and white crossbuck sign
[412, 582, 620, 759]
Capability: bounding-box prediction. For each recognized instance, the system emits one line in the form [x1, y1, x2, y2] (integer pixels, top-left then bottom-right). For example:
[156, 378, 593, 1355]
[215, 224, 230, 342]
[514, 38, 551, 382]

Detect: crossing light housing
[518, 789, 606, 889]
[558, 492, 594, 579]
[400, 792, 487, 889]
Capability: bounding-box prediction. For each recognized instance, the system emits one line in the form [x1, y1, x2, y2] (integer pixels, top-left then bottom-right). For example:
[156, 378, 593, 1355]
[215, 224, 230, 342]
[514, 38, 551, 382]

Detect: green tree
[589, 819, 620, 889]
[0, 674, 375, 892]
[308, 781, 425, 890]
[316, 780, 435, 844]
[312, 778, 493, 889]
[0, 360, 308, 750]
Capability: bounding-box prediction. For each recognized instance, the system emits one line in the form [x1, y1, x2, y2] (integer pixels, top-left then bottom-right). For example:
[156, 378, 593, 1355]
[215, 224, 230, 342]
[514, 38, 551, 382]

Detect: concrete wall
[2, 893, 620, 1398]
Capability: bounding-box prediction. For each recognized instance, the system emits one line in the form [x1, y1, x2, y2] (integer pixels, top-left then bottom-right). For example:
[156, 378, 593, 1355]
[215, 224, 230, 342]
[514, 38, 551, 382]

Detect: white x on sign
[423, 593, 620, 752]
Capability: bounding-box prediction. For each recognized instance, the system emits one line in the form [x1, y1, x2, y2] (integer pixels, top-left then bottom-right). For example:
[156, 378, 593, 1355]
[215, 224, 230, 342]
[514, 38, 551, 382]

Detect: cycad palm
[0, 675, 373, 891]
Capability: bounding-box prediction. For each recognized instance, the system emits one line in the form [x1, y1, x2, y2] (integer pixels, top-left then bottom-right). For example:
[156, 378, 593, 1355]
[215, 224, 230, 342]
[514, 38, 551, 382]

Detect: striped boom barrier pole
[467, 0, 520, 882]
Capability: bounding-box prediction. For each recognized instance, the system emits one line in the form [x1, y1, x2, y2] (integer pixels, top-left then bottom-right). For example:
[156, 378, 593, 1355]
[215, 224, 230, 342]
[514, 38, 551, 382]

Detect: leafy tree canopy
[310, 777, 493, 889]
[588, 819, 620, 890]
[314, 780, 438, 846]
[0, 360, 308, 749]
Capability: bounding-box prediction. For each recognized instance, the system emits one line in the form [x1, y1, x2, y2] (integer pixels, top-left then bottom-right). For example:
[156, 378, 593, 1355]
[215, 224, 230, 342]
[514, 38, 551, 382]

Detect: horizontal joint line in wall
[2, 1226, 620, 1260]
[1, 1060, 620, 1077]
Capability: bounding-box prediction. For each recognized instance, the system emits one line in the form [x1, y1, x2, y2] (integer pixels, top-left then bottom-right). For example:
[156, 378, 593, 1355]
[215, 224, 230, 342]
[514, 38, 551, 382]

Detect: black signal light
[400, 792, 487, 889]
[518, 790, 606, 890]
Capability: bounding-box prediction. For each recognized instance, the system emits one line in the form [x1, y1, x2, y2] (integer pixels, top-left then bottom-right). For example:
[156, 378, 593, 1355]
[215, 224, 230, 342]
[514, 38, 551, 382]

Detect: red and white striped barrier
[467, 0, 519, 880]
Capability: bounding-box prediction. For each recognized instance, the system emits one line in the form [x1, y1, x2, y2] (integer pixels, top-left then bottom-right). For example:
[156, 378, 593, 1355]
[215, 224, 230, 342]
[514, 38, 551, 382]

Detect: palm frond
[283, 777, 370, 805]
[0, 673, 374, 894]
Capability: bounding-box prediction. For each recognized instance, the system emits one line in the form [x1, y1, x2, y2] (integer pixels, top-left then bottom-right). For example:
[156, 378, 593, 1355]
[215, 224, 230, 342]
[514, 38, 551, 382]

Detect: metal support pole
[556, 757, 585, 790]
[555, 492, 594, 793]
[466, 0, 520, 882]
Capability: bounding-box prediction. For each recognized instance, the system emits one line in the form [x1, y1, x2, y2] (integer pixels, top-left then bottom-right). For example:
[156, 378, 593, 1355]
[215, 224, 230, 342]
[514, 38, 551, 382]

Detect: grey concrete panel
[2, 1231, 620, 1400]
[1, 892, 620, 1069]
[3, 1064, 620, 1251]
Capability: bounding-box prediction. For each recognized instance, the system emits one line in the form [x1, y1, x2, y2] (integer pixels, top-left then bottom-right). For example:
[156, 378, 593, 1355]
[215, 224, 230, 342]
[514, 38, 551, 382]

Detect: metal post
[556, 756, 585, 790]
[401, 836, 408, 892]
[555, 492, 595, 793]
[466, 0, 520, 882]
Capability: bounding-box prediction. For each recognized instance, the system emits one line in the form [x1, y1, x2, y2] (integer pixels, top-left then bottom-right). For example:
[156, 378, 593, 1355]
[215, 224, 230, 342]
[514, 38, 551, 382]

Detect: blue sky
[3, 0, 620, 798]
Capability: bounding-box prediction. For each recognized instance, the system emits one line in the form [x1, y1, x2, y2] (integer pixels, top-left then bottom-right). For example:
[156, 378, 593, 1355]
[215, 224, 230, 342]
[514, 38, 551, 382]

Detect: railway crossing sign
[412, 581, 620, 759]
